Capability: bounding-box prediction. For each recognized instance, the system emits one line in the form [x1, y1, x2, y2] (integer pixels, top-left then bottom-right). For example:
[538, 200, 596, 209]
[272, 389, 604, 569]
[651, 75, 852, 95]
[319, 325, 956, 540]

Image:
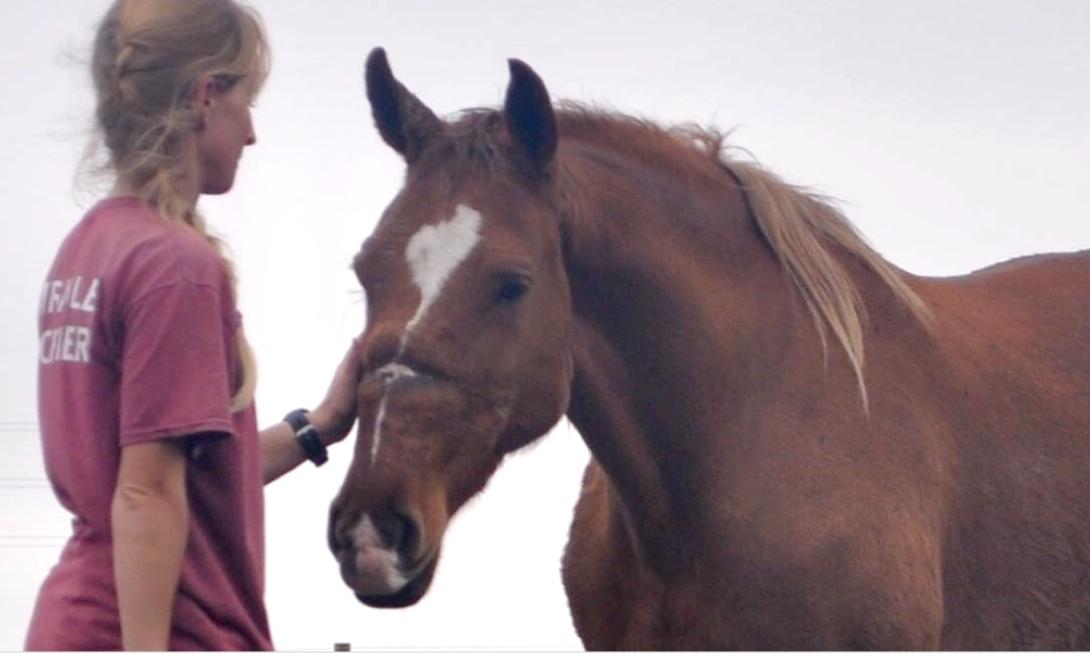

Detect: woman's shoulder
[82, 197, 229, 294]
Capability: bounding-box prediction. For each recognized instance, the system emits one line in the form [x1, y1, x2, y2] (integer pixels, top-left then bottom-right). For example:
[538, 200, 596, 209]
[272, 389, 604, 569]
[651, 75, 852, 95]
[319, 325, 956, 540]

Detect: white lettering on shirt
[39, 275, 102, 366]
[80, 278, 100, 313]
[40, 326, 91, 364]
[42, 276, 100, 315]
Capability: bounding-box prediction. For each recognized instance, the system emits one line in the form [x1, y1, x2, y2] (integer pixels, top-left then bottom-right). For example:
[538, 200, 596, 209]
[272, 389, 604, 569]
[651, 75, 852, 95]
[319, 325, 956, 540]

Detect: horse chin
[354, 553, 439, 609]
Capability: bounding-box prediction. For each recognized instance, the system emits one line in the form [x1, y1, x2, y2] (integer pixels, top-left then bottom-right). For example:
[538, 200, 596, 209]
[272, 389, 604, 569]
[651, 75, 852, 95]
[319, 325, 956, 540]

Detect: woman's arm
[261, 338, 363, 484]
[112, 439, 189, 651]
[260, 419, 312, 484]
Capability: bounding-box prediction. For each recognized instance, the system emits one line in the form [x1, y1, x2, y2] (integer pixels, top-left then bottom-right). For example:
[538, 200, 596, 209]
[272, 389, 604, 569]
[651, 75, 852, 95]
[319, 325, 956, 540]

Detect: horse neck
[557, 139, 808, 565]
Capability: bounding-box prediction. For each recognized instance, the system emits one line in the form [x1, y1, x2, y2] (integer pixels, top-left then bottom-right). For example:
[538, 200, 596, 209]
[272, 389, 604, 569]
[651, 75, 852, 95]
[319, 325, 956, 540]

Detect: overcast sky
[3, 1, 1089, 650]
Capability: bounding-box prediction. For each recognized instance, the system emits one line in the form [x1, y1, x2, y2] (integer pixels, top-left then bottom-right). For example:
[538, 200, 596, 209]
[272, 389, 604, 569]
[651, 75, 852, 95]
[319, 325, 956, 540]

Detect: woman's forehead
[239, 72, 264, 101]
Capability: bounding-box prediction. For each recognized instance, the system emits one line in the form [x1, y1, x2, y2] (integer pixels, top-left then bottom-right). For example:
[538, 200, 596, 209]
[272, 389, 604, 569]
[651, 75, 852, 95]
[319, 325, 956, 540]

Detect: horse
[327, 47, 1090, 649]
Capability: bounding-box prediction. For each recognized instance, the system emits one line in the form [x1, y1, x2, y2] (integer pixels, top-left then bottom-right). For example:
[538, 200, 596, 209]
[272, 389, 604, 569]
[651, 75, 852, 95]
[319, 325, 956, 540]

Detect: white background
[2, 1, 1088, 650]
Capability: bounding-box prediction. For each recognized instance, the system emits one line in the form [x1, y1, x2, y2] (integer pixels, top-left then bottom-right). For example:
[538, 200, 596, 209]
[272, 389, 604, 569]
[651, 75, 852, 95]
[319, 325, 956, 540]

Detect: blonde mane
[559, 110, 933, 408]
[722, 158, 932, 408]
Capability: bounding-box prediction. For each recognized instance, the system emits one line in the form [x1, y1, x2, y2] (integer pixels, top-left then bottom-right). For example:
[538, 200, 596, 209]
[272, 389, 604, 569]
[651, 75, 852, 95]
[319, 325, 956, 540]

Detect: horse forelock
[435, 103, 932, 407]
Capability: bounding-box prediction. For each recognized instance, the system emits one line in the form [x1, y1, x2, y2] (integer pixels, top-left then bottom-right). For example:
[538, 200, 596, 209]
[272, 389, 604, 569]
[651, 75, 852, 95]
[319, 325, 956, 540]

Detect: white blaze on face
[369, 205, 483, 466]
[401, 204, 483, 343]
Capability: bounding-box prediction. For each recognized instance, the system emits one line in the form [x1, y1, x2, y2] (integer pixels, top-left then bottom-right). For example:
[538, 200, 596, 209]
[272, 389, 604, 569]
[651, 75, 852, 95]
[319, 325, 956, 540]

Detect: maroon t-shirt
[26, 197, 272, 650]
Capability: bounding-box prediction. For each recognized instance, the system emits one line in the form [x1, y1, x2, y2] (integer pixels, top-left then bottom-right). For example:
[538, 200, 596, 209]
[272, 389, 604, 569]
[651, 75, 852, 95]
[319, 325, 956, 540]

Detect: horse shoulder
[562, 460, 669, 648]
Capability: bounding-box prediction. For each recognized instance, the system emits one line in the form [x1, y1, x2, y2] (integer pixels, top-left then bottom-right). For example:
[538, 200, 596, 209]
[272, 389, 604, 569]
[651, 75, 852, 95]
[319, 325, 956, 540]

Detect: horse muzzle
[329, 507, 439, 608]
[352, 552, 439, 608]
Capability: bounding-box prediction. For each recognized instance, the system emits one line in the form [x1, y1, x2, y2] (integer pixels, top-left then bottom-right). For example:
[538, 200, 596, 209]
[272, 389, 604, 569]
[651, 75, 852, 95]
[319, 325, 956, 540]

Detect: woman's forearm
[112, 442, 189, 651]
[260, 405, 339, 484]
[260, 420, 308, 484]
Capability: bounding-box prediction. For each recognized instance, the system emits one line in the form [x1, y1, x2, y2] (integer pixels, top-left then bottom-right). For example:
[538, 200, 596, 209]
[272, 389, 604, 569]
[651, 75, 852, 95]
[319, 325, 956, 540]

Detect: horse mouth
[353, 553, 439, 608]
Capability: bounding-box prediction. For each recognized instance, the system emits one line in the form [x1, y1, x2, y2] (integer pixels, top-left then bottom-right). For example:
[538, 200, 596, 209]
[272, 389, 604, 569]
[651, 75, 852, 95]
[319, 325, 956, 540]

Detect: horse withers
[327, 48, 1090, 649]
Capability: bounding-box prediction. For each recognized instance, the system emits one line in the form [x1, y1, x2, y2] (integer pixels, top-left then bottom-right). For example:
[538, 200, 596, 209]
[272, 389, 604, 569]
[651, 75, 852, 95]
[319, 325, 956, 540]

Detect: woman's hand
[309, 337, 364, 445]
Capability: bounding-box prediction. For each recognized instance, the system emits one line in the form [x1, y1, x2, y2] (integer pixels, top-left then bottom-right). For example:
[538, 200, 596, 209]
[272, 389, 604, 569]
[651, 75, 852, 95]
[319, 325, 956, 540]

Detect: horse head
[328, 49, 573, 607]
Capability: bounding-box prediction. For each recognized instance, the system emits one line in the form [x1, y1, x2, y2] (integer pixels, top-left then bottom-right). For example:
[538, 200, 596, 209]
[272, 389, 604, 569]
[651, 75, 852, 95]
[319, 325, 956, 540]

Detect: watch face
[299, 431, 328, 466]
[285, 410, 327, 465]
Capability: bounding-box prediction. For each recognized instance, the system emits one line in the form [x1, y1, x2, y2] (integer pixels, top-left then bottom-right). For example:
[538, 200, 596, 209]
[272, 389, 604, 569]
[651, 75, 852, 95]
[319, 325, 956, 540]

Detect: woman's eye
[495, 280, 529, 305]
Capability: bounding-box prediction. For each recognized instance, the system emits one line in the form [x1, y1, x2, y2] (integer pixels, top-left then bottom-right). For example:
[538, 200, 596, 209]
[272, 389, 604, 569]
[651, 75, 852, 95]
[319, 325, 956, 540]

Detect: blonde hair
[90, 0, 270, 412]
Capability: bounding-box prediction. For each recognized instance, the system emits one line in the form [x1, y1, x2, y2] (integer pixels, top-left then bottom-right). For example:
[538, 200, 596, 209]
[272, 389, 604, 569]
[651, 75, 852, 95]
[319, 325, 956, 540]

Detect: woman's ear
[192, 74, 220, 128]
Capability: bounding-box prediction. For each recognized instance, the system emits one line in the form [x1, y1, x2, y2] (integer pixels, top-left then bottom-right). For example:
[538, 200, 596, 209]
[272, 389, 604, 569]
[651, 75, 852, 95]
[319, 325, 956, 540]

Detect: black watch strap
[284, 409, 328, 467]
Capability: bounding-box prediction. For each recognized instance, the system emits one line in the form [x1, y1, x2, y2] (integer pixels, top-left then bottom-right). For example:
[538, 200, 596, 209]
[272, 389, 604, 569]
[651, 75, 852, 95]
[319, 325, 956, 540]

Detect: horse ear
[365, 48, 442, 163]
[504, 59, 557, 174]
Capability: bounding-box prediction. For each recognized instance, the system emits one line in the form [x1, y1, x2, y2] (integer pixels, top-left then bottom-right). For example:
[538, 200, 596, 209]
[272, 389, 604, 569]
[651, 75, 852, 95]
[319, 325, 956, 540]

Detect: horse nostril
[400, 512, 421, 559]
[373, 508, 420, 559]
[328, 504, 349, 553]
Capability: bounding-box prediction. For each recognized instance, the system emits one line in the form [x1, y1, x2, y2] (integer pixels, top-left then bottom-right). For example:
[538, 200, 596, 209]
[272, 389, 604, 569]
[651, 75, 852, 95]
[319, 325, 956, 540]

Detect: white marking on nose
[351, 516, 409, 594]
[370, 397, 389, 466]
[376, 362, 420, 384]
[369, 363, 423, 466]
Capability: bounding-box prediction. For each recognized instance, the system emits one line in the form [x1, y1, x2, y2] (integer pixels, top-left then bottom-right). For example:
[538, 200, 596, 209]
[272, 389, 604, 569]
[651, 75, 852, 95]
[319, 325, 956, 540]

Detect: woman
[26, 1, 361, 649]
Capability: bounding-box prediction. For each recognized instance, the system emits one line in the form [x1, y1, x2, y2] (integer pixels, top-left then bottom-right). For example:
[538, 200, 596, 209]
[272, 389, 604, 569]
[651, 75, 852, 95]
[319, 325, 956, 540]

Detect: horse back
[914, 249, 1090, 647]
[921, 249, 1090, 434]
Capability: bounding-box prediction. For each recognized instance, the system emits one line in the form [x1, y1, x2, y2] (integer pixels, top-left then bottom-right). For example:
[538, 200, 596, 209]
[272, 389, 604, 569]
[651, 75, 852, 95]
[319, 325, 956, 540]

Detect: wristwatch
[284, 409, 328, 467]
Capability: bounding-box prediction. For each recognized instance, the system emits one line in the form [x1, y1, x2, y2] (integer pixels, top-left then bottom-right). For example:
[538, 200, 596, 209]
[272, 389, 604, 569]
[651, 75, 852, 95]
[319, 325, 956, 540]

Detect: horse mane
[443, 104, 932, 407]
[724, 158, 932, 408]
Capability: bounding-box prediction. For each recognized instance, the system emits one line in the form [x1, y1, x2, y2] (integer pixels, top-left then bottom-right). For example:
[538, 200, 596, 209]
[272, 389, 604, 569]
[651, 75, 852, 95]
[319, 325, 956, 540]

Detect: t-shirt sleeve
[119, 281, 236, 446]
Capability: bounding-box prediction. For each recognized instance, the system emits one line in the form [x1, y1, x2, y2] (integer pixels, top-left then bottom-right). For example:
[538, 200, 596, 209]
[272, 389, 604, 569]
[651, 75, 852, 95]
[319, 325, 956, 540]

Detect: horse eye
[495, 279, 529, 305]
